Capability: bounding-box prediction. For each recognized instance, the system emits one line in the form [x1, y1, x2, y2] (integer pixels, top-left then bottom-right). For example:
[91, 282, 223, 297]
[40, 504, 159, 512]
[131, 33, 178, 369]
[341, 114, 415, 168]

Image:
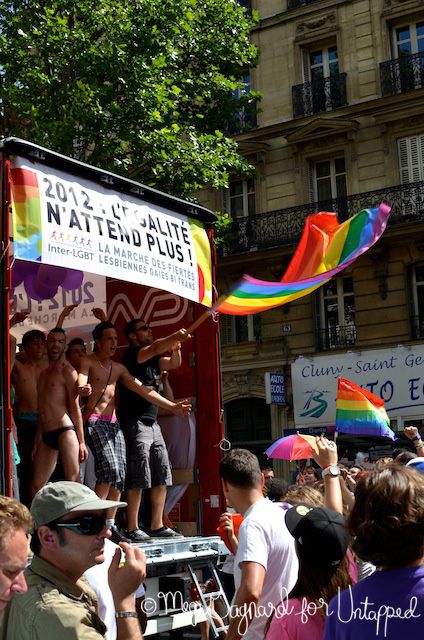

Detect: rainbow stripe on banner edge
[11, 166, 43, 262]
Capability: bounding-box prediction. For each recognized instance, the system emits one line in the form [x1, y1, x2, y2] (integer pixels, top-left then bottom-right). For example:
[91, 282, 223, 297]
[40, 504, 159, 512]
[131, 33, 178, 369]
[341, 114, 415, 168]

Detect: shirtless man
[31, 328, 88, 496]
[10, 305, 78, 505]
[11, 327, 46, 506]
[77, 321, 191, 541]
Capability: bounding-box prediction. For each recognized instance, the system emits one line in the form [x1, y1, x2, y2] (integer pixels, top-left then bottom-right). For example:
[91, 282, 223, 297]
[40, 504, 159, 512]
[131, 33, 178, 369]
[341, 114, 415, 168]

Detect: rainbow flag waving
[336, 377, 396, 440]
[217, 203, 390, 315]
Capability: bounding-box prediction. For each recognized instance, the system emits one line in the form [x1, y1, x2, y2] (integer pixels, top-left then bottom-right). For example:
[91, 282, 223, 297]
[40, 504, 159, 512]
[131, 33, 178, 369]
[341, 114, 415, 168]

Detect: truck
[0, 137, 229, 635]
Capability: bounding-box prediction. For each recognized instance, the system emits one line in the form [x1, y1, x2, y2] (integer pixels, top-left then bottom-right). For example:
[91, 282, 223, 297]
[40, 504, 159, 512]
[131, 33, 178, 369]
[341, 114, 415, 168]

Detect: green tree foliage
[0, 0, 259, 197]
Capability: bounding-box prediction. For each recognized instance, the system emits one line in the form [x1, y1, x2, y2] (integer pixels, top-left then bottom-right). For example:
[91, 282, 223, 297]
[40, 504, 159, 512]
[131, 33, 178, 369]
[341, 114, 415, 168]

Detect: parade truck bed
[0, 137, 225, 538]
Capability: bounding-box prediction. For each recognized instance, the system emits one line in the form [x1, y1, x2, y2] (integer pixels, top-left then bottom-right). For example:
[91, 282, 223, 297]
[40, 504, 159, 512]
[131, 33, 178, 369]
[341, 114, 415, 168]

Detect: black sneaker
[125, 528, 151, 542]
[109, 524, 131, 544]
[149, 526, 183, 539]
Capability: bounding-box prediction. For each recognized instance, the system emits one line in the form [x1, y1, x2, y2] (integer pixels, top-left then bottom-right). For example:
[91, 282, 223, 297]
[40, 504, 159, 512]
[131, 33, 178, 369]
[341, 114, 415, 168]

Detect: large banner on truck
[10, 156, 212, 306]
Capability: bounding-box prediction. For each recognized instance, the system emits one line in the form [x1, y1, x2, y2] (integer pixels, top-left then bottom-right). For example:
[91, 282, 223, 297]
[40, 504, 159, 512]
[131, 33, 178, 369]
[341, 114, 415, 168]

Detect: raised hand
[174, 328, 191, 343]
[62, 304, 78, 317]
[109, 543, 146, 609]
[10, 311, 30, 326]
[312, 434, 338, 468]
[92, 307, 107, 322]
[404, 426, 420, 441]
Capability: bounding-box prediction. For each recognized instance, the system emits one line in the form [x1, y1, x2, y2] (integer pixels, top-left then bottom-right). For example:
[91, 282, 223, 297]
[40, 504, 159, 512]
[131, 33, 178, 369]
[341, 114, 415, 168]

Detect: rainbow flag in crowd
[336, 377, 396, 440]
[217, 203, 391, 315]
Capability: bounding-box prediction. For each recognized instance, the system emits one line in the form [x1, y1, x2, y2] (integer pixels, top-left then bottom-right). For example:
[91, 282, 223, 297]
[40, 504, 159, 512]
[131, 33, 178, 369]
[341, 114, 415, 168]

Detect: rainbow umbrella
[265, 434, 319, 461]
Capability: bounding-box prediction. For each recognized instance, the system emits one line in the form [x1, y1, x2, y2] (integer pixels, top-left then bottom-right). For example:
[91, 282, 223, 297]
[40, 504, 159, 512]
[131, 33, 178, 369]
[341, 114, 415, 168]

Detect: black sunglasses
[135, 324, 149, 332]
[54, 514, 107, 536]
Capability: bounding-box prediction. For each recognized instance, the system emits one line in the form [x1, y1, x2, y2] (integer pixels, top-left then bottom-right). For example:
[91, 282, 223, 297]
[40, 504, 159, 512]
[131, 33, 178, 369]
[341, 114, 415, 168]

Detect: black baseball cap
[285, 504, 349, 567]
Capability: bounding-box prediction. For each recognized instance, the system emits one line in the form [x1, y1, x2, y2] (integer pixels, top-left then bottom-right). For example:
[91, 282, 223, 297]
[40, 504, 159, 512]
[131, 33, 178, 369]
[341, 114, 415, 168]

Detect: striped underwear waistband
[88, 413, 117, 423]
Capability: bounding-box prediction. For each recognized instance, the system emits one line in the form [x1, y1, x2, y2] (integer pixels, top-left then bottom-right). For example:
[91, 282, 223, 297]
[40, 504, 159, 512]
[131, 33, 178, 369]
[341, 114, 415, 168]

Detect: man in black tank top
[118, 318, 190, 541]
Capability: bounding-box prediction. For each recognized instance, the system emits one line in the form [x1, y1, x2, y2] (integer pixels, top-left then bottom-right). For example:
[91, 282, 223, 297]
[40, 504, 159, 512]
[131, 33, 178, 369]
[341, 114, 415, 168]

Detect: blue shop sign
[265, 372, 286, 405]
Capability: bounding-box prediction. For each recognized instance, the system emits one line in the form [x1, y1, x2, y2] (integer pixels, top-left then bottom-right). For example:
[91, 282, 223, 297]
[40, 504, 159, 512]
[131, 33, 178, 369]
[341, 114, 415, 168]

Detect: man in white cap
[0, 481, 145, 640]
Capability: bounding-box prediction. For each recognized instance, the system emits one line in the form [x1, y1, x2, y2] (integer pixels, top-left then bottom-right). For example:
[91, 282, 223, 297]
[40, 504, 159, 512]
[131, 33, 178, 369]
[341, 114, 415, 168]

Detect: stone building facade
[198, 0, 424, 467]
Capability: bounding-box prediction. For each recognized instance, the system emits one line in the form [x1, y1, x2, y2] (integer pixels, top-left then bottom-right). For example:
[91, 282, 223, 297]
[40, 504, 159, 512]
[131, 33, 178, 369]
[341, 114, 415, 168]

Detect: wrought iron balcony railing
[288, 0, 322, 8]
[316, 324, 357, 351]
[380, 52, 424, 96]
[222, 180, 424, 255]
[292, 73, 347, 118]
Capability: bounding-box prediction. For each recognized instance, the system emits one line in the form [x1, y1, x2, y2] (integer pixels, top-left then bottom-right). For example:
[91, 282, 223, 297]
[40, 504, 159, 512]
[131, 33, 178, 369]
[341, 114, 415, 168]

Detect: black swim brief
[42, 426, 76, 451]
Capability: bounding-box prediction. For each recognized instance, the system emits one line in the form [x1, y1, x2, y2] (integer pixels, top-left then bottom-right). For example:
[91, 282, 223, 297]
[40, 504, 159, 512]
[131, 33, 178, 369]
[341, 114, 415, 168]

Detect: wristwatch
[322, 465, 340, 478]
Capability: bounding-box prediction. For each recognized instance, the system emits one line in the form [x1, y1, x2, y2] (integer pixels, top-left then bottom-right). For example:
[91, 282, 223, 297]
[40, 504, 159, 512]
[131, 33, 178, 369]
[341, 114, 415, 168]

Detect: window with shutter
[222, 178, 256, 218]
[308, 156, 347, 217]
[220, 314, 235, 345]
[389, 22, 424, 92]
[302, 46, 339, 82]
[221, 187, 230, 215]
[295, 41, 346, 117]
[397, 135, 424, 183]
[410, 264, 424, 338]
[302, 49, 311, 82]
[221, 178, 256, 252]
[219, 314, 261, 345]
[307, 161, 315, 203]
[411, 137, 421, 182]
[316, 276, 356, 350]
[392, 22, 424, 57]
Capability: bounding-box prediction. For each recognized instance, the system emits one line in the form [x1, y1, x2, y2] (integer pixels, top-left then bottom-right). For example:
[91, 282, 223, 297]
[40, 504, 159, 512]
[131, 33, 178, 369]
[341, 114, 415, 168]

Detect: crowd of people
[3, 307, 424, 639]
[0, 431, 423, 638]
[9, 306, 192, 541]
[216, 433, 424, 640]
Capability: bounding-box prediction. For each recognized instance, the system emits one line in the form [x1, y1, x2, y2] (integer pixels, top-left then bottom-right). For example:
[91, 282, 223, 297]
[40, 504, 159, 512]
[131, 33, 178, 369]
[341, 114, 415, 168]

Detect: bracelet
[412, 435, 422, 442]
[414, 440, 423, 447]
[115, 611, 137, 619]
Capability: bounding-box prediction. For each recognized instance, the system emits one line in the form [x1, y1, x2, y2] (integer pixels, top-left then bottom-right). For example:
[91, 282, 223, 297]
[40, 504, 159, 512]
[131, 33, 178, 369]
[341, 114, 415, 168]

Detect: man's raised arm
[9, 311, 29, 372]
[118, 365, 191, 416]
[159, 341, 182, 372]
[56, 304, 78, 328]
[137, 329, 190, 364]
